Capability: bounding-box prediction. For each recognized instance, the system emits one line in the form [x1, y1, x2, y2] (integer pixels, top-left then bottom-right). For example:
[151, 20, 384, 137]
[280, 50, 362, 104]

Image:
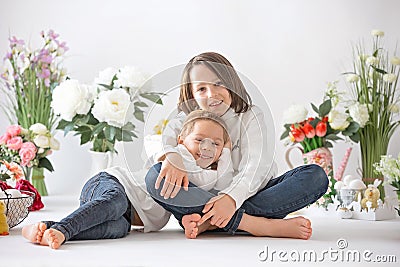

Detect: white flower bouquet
[52, 67, 163, 152]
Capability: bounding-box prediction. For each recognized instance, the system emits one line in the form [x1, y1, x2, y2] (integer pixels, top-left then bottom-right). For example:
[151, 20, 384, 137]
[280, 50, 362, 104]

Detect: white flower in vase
[282, 104, 308, 124]
[349, 103, 369, 128]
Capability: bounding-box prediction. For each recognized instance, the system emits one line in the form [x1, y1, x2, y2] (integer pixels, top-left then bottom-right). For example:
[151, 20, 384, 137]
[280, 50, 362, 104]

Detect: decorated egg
[348, 179, 367, 190]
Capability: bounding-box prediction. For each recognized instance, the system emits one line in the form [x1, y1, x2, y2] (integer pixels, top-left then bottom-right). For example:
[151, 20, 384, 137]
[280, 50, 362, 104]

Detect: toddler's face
[178, 120, 224, 168]
[190, 64, 232, 116]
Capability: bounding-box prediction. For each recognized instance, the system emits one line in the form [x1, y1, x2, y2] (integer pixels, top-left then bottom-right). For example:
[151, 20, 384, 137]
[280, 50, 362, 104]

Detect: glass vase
[30, 167, 48, 196]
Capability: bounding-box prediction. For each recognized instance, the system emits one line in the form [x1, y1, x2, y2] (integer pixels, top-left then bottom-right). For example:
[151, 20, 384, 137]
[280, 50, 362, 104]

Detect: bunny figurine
[361, 179, 382, 211]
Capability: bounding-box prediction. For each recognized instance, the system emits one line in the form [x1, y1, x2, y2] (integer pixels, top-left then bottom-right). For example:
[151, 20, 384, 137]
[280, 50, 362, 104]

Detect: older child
[146, 52, 328, 239]
[21, 110, 233, 249]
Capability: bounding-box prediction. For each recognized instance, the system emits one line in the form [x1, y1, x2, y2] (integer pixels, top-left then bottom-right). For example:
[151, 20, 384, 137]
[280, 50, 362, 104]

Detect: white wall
[1, 0, 399, 195]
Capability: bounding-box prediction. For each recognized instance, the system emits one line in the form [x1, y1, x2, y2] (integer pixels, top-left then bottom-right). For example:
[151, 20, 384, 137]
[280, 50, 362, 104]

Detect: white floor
[1, 195, 399, 267]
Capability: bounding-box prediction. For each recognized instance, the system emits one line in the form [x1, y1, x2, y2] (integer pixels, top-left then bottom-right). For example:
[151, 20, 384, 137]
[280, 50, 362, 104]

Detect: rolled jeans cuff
[224, 208, 245, 235]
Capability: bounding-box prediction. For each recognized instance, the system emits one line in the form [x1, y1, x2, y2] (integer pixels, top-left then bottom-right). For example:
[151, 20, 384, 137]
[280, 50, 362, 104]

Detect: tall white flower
[115, 66, 147, 90]
[349, 103, 369, 128]
[366, 56, 378, 66]
[328, 109, 350, 130]
[92, 89, 131, 127]
[282, 104, 308, 124]
[346, 74, 360, 83]
[383, 73, 397, 83]
[371, 30, 384, 37]
[94, 67, 117, 86]
[51, 80, 93, 121]
[391, 57, 400, 66]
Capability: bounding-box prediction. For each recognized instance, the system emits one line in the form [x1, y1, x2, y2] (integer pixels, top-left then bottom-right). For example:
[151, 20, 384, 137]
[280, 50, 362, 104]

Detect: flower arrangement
[341, 30, 400, 196]
[1, 30, 68, 130]
[0, 124, 59, 176]
[52, 67, 163, 153]
[281, 82, 359, 153]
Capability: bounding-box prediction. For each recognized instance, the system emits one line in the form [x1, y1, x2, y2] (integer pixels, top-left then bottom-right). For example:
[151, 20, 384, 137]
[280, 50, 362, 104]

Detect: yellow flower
[153, 119, 169, 135]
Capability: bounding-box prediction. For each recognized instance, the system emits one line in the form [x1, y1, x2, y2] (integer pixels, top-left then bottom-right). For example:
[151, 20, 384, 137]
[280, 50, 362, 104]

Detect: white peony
[94, 67, 117, 86]
[383, 73, 397, 83]
[92, 89, 131, 127]
[282, 104, 308, 124]
[371, 30, 384, 37]
[115, 66, 147, 90]
[33, 135, 50, 148]
[51, 79, 93, 121]
[391, 57, 400, 66]
[349, 103, 369, 128]
[328, 109, 350, 130]
[29, 123, 48, 135]
[346, 74, 360, 83]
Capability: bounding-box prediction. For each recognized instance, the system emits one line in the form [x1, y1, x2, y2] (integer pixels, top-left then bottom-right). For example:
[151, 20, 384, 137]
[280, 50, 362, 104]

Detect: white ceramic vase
[89, 151, 114, 176]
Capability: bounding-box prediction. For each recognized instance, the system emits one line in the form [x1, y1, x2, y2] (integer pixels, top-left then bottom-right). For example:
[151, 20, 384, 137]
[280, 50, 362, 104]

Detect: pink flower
[6, 125, 21, 137]
[19, 142, 37, 167]
[6, 136, 23, 150]
[0, 133, 11, 145]
[1, 160, 25, 181]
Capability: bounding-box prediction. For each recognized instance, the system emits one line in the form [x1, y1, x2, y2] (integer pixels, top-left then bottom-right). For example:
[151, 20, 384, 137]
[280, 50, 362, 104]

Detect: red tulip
[290, 127, 305, 142]
[302, 122, 315, 138]
[316, 121, 327, 137]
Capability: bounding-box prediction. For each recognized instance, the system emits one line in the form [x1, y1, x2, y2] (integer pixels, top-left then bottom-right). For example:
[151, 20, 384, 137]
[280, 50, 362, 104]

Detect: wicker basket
[0, 190, 35, 228]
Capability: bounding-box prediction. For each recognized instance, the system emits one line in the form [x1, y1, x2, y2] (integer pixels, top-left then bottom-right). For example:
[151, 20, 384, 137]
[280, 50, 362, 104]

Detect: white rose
[282, 104, 308, 124]
[49, 137, 60, 150]
[115, 66, 147, 90]
[94, 67, 117, 87]
[349, 103, 369, 128]
[29, 123, 48, 135]
[383, 73, 397, 83]
[92, 89, 131, 127]
[346, 74, 360, 83]
[366, 56, 378, 66]
[371, 30, 384, 37]
[328, 109, 350, 130]
[33, 135, 50, 148]
[51, 79, 93, 121]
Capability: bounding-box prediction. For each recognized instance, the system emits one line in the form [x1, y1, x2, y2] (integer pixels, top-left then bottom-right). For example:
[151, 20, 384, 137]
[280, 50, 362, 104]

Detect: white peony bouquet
[51, 66, 163, 152]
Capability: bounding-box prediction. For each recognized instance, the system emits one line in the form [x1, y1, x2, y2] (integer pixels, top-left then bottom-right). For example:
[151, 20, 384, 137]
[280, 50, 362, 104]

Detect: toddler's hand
[155, 153, 189, 199]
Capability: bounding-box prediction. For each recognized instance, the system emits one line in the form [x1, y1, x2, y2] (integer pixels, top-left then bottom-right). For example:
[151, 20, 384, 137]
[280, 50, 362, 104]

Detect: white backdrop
[1, 0, 399, 195]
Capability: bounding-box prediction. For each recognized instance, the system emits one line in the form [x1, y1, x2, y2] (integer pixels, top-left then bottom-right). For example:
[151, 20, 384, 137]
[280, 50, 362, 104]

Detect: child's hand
[155, 152, 189, 199]
[198, 194, 236, 228]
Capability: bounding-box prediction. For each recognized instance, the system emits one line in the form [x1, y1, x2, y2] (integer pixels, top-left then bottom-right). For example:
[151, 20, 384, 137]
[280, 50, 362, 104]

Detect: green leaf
[134, 101, 148, 107]
[345, 121, 360, 133]
[280, 129, 289, 140]
[371, 65, 387, 75]
[134, 109, 144, 122]
[98, 84, 113, 90]
[122, 122, 136, 132]
[311, 103, 319, 114]
[104, 126, 116, 141]
[319, 100, 332, 117]
[325, 134, 343, 141]
[140, 93, 163, 104]
[38, 157, 54, 172]
[92, 122, 107, 135]
[349, 132, 360, 143]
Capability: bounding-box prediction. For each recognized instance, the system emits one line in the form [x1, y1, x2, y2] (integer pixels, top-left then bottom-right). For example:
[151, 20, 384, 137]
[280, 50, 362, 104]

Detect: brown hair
[178, 52, 252, 114]
[180, 110, 229, 143]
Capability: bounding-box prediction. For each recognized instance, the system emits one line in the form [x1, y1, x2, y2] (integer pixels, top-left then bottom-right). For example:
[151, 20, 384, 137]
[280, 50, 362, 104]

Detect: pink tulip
[302, 122, 315, 138]
[290, 127, 305, 142]
[316, 121, 327, 137]
[6, 136, 23, 150]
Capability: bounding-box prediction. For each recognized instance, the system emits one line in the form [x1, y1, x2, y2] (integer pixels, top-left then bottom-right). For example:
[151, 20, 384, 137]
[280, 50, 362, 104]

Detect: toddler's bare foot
[22, 222, 47, 244]
[238, 215, 312, 240]
[182, 214, 201, 239]
[44, 228, 65, 249]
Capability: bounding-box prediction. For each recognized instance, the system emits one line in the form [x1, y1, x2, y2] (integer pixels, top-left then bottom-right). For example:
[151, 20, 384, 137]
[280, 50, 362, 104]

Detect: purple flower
[44, 78, 50, 87]
[47, 30, 59, 40]
[9, 36, 25, 48]
[38, 68, 50, 79]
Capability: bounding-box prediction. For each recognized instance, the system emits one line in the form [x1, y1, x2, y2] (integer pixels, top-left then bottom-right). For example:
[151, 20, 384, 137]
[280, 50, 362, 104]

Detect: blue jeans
[43, 172, 131, 241]
[145, 163, 328, 234]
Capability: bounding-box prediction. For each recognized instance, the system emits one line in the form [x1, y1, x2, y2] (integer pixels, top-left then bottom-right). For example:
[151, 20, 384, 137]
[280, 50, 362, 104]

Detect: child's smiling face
[178, 119, 225, 168]
[190, 64, 232, 116]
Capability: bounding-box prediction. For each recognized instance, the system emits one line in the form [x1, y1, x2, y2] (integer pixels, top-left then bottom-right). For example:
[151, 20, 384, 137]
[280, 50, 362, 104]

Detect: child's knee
[145, 162, 162, 193]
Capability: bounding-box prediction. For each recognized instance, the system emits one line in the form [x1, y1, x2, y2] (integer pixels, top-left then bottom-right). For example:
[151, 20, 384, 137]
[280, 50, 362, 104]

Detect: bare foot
[238, 215, 312, 240]
[182, 214, 217, 239]
[22, 222, 47, 244]
[44, 228, 66, 249]
[182, 214, 201, 239]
